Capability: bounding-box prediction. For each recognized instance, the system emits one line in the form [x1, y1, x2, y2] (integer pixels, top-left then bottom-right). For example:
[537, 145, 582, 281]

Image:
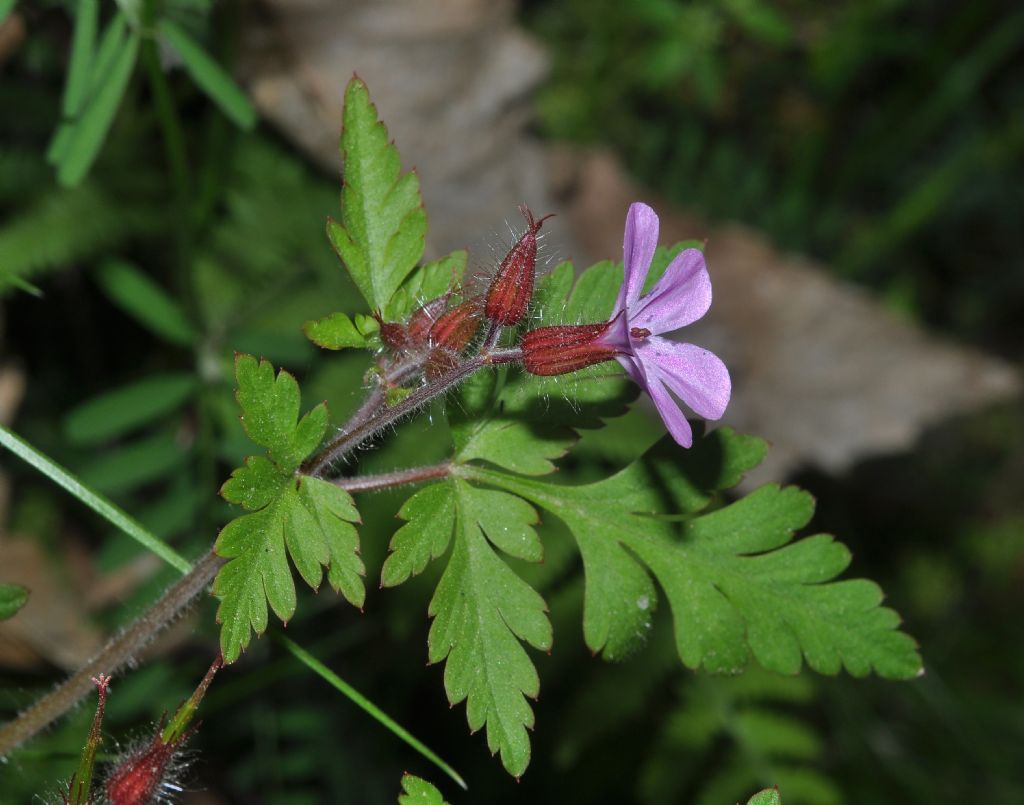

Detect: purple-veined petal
[614, 202, 660, 314]
[629, 248, 712, 335]
[644, 370, 694, 448]
[633, 336, 731, 420]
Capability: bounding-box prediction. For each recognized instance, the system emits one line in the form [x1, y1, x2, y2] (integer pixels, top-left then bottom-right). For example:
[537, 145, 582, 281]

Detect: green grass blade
[158, 19, 256, 130]
[0, 0, 15, 25]
[274, 633, 468, 791]
[63, 0, 99, 117]
[48, 11, 129, 165]
[0, 425, 191, 573]
[96, 260, 198, 346]
[57, 25, 139, 186]
[64, 373, 198, 446]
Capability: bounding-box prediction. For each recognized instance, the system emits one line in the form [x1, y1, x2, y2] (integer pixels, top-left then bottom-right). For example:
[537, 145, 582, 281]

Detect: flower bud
[369, 310, 411, 353]
[104, 657, 221, 805]
[407, 292, 452, 346]
[105, 735, 182, 805]
[522, 321, 618, 376]
[484, 206, 554, 326]
[429, 298, 482, 353]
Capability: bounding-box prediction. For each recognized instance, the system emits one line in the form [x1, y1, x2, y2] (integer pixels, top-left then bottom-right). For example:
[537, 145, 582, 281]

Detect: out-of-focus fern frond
[0, 183, 158, 295]
[640, 669, 841, 805]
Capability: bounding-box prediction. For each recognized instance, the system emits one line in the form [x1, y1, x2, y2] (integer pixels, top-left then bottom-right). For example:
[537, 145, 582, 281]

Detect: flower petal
[644, 371, 694, 448]
[629, 248, 712, 335]
[615, 202, 660, 314]
[634, 336, 731, 420]
[614, 354, 647, 388]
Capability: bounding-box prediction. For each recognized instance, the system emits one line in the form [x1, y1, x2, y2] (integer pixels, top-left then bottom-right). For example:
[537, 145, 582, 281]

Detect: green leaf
[399, 773, 451, 805]
[327, 77, 427, 310]
[62, 0, 99, 118]
[63, 373, 197, 446]
[96, 261, 197, 346]
[0, 0, 15, 26]
[385, 250, 466, 321]
[79, 431, 188, 495]
[424, 479, 551, 777]
[747, 787, 783, 805]
[48, 8, 121, 166]
[302, 312, 368, 351]
[233, 354, 328, 472]
[215, 355, 363, 663]
[0, 583, 29, 620]
[381, 483, 457, 588]
[461, 432, 922, 678]
[158, 19, 257, 130]
[0, 184, 158, 295]
[215, 475, 363, 663]
[56, 19, 138, 186]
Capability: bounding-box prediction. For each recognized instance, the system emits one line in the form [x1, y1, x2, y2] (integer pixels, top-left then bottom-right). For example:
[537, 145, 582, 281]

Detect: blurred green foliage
[0, 1, 1022, 804]
[526, 0, 1024, 351]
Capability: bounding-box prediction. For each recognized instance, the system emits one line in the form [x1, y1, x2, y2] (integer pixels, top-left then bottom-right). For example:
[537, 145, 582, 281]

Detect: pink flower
[521, 202, 730, 448]
[601, 202, 730, 447]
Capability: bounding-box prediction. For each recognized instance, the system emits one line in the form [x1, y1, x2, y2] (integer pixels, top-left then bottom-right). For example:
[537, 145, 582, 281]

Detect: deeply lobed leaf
[233, 354, 328, 472]
[461, 432, 922, 678]
[215, 355, 363, 663]
[382, 479, 551, 776]
[215, 475, 363, 664]
[327, 77, 426, 312]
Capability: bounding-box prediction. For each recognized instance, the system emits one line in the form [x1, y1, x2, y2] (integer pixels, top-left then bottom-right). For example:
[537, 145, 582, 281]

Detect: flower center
[630, 327, 651, 340]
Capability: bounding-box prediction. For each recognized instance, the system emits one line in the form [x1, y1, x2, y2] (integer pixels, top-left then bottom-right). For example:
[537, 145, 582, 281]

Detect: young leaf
[215, 474, 363, 662]
[63, 373, 197, 446]
[399, 774, 450, 805]
[386, 250, 466, 321]
[461, 432, 922, 678]
[416, 479, 550, 777]
[747, 787, 783, 805]
[0, 583, 29, 620]
[214, 355, 364, 663]
[157, 19, 257, 130]
[303, 312, 368, 351]
[57, 20, 139, 186]
[327, 77, 426, 311]
[96, 261, 197, 346]
[381, 483, 457, 588]
[233, 354, 327, 472]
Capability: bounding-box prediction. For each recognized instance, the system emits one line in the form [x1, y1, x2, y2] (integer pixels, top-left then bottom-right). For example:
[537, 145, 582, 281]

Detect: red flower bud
[484, 206, 555, 326]
[105, 734, 182, 805]
[522, 321, 618, 376]
[429, 298, 482, 353]
[408, 292, 452, 346]
[373, 311, 411, 353]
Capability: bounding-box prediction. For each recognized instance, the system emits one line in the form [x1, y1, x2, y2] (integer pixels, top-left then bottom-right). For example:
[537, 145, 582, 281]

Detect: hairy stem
[0, 549, 224, 757]
[304, 347, 522, 477]
[332, 462, 452, 494]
